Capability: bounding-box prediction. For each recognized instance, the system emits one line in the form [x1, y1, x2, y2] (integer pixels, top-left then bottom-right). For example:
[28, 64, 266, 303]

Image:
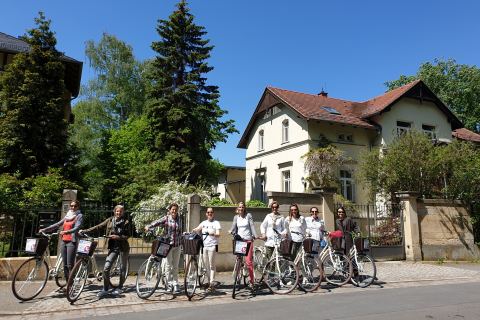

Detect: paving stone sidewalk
[2, 261, 480, 320]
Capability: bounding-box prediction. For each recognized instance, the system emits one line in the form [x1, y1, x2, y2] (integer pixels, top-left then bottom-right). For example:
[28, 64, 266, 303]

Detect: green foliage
[145, 0, 237, 184]
[131, 180, 211, 232]
[0, 12, 67, 178]
[358, 131, 480, 202]
[303, 145, 351, 189]
[0, 173, 25, 210]
[385, 58, 480, 132]
[245, 200, 268, 208]
[206, 197, 235, 207]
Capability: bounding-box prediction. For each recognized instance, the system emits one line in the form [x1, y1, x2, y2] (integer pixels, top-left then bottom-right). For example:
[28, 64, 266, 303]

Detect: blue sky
[3, 0, 480, 167]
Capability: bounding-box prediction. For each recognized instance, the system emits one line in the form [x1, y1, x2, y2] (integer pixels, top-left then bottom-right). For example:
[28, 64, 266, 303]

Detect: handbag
[279, 239, 293, 256]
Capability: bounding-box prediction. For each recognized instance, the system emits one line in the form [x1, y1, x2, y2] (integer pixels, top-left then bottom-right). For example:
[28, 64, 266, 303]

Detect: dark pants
[103, 250, 129, 290]
[291, 241, 303, 260]
[61, 241, 76, 280]
[265, 246, 274, 261]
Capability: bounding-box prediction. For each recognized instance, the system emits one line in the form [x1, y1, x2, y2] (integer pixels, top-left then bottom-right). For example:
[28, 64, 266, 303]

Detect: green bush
[246, 200, 268, 208]
[206, 197, 235, 207]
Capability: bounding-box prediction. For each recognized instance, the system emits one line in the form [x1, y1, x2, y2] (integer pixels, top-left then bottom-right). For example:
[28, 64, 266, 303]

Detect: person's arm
[301, 217, 307, 236]
[192, 221, 203, 233]
[213, 221, 221, 238]
[228, 215, 237, 235]
[145, 215, 166, 231]
[81, 218, 109, 233]
[39, 218, 65, 233]
[260, 216, 268, 237]
[248, 215, 257, 239]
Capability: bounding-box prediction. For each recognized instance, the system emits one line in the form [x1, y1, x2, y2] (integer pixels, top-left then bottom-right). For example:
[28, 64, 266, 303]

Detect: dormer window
[258, 129, 264, 151]
[396, 121, 411, 136]
[338, 133, 353, 143]
[282, 119, 289, 143]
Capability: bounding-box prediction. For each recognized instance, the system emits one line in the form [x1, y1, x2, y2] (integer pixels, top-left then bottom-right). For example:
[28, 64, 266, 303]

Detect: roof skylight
[321, 106, 341, 115]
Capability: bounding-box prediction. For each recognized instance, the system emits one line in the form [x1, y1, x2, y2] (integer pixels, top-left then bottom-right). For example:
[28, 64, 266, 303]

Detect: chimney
[318, 90, 328, 97]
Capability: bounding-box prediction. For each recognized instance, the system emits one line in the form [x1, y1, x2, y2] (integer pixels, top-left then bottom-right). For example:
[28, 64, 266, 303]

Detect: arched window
[282, 120, 289, 143]
[258, 129, 264, 151]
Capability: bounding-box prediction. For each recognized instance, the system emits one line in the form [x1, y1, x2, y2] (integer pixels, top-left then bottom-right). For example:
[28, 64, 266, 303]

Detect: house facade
[238, 80, 480, 204]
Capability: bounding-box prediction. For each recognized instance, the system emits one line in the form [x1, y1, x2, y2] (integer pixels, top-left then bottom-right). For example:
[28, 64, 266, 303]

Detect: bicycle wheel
[232, 258, 243, 298]
[184, 257, 198, 300]
[322, 252, 352, 286]
[54, 266, 66, 288]
[264, 257, 299, 294]
[109, 254, 129, 288]
[136, 258, 161, 299]
[298, 255, 322, 292]
[11, 257, 48, 301]
[66, 259, 89, 303]
[253, 248, 265, 282]
[197, 256, 206, 288]
[351, 254, 376, 288]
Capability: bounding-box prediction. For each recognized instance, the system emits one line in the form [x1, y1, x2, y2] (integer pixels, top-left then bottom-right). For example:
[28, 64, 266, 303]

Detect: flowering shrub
[131, 181, 211, 232]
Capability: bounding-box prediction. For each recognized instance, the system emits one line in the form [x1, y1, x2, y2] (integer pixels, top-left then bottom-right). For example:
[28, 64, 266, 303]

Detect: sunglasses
[311, 210, 318, 213]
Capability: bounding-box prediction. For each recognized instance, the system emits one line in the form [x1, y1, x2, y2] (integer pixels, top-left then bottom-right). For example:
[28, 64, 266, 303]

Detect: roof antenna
[318, 82, 328, 97]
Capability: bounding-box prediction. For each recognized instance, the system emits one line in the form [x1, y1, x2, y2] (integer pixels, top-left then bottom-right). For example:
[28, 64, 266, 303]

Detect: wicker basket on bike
[25, 237, 49, 256]
[303, 238, 321, 254]
[354, 236, 369, 252]
[151, 237, 172, 258]
[182, 233, 203, 255]
[232, 234, 251, 256]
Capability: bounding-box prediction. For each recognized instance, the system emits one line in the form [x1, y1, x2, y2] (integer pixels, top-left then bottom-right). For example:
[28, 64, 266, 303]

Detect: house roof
[238, 80, 468, 148]
[452, 128, 480, 143]
[0, 32, 82, 98]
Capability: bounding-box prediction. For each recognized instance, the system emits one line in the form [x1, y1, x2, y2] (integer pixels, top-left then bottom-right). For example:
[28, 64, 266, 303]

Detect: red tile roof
[452, 128, 480, 143]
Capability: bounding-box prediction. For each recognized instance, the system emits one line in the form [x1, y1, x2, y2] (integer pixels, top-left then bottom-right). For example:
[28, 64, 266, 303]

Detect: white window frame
[396, 121, 411, 136]
[282, 119, 289, 143]
[282, 170, 291, 192]
[340, 170, 355, 202]
[422, 124, 437, 140]
[258, 129, 264, 151]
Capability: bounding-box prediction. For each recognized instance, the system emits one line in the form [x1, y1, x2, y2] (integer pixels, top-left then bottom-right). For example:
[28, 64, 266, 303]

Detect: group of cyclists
[31, 199, 357, 300]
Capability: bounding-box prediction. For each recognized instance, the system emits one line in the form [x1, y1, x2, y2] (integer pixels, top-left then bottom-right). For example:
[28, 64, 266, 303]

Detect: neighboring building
[214, 166, 246, 204]
[0, 31, 82, 122]
[238, 80, 480, 203]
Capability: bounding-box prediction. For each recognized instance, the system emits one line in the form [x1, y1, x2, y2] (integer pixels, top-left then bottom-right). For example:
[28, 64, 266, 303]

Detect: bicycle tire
[253, 247, 265, 283]
[232, 258, 243, 298]
[264, 256, 299, 295]
[136, 258, 161, 299]
[298, 254, 322, 292]
[66, 259, 89, 303]
[322, 252, 352, 286]
[197, 256, 206, 288]
[11, 257, 48, 301]
[184, 257, 198, 300]
[351, 253, 376, 288]
[53, 258, 66, 288]
[109, 255, 130, 288]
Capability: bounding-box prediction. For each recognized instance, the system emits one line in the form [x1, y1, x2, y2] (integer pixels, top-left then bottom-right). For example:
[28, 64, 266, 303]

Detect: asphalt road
[83, 281, 480, 320]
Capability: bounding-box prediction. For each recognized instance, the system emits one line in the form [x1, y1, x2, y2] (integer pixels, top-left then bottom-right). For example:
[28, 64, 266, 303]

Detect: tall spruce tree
[146, 0, 237, 184]
[0, 12, 67, 178]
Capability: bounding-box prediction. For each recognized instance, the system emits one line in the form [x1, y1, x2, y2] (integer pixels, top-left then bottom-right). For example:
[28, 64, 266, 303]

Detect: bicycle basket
[232, 239, 250, 256]
[151, 239, 172, 258]
[77, 239, 98, 256]
[25, 238, 48, 256]
[279, 239, 293, 256]
[303, 238, 320, 254]
[355, 237, 369, 251]
[183, 236, 202, 255]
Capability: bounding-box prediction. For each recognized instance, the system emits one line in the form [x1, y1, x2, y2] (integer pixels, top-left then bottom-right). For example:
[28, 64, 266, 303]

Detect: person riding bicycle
[80, 204, 130, 298]
[192, 207, 221, 292]
[283, 203, 307, 260]
[229, 201, 257, 289]
[39, 200, 83, 282]
[260, 201, 285, 260]
[144, 202, 183, 293]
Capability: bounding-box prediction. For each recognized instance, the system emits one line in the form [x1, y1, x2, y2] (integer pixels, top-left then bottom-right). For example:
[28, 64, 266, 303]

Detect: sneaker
[97, 289, 109, 298]
[173, 284, 179, 293]
[111, 288, 123, 295]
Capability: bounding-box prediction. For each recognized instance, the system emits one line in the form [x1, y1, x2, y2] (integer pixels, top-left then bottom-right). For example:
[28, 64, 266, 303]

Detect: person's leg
[245, 241, 254, 285]
[171, 246, 181, 285]
[65, 242, 76, 280]
[103, 250, 118, 291]
[202, 247, 211, 284]
[61, 241, 69, 279]
[206, 246, 216, 284]
[119, 250, 129, 289]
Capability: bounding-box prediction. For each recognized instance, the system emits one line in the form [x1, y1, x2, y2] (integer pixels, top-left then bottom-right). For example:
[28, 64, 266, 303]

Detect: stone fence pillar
[187, 194, 201, 232]
[396, 191, 422, 261]
[318, 189, 335, 232]
[60, 189, 77, 252]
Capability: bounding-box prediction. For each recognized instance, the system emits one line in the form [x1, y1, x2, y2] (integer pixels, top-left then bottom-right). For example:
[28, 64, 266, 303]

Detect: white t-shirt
[284, 216, 307, 243]
[236, 214, 255, 241]
[198, 219, 221, 247]
[260, 213, 285, 247]
[305, 216, 325, 241]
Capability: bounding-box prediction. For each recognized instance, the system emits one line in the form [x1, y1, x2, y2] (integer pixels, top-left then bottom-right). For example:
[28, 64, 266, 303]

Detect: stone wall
[417, 199, 480, 260]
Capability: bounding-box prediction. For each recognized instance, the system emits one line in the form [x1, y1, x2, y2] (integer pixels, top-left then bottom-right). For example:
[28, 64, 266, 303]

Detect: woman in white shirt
[193, 207, 221, 291]
[260, 201, 284, 260]
[229, 202, 257, 287]
[283, 203, 307, 260]
[305, 206, 325, 253]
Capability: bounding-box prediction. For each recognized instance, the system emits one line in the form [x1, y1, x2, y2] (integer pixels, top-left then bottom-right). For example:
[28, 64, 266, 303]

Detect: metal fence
[0, 201, 176, 257]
